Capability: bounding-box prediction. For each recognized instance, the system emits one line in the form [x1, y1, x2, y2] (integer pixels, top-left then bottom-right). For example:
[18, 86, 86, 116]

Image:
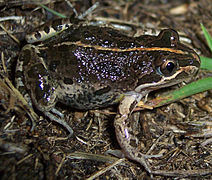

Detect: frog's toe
[44, 111, 73, 137]
[51, 108, 64, 118]
[27, 113, 37, 132]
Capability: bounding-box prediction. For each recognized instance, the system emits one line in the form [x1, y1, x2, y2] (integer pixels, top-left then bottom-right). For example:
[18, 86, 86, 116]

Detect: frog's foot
[44, 108, 73, 137]
[114, 94, 154, 173]
[105, 149, 125, 158]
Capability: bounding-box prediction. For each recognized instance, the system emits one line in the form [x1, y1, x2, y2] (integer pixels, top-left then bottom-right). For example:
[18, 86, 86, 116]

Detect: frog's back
[47, 25, 154, 49]
[39, 25, 154, 88]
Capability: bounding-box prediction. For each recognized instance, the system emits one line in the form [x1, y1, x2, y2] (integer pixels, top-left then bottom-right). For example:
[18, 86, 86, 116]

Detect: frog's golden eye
[157, 60, 177, 77]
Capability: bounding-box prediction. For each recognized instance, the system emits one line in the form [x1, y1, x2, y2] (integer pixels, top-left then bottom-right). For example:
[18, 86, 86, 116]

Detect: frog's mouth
[135, 65, 199, 93]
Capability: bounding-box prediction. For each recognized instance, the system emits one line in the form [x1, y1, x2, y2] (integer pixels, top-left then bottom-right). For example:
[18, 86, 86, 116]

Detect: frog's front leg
[114, 93, 152, 173]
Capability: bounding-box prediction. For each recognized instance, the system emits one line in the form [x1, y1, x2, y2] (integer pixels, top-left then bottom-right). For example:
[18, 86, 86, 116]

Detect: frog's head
[135, 29, 200, 93]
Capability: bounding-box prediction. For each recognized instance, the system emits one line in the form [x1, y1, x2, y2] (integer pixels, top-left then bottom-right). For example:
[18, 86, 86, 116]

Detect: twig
[16, 154, 33, 165]
[0, 16, 23, 22]
[55, 153, 66, 176]
[86, 158, 125, 180]
[0, 24, 20, 44]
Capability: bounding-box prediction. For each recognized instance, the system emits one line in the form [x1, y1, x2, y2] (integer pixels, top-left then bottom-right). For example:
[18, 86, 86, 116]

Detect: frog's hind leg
[16, 45, 74, 136]
[114, 94, 154, 174]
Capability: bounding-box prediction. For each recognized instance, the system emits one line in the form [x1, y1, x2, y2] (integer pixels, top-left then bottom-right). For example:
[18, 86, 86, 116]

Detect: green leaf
[39, 4, 67, 18]
[200, 23, 212, 52]
[143, 77, 212, 108]
[200, 56, 212, 70]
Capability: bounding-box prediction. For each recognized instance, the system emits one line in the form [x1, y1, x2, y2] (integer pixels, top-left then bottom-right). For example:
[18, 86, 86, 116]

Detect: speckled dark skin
[16, 24, 200, 173]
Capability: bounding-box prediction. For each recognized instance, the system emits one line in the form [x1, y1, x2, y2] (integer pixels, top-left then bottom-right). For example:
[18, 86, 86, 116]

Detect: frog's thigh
[21, 45, 73, 136]
[25, 23, 72, 43]
[114, 94, 152, 173]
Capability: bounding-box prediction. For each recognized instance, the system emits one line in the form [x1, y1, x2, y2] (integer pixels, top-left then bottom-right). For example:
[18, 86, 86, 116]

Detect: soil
[0, 0, 211, 179]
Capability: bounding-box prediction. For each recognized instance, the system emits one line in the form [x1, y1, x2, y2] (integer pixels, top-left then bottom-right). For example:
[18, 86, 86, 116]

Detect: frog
[16, 23, 200, 173]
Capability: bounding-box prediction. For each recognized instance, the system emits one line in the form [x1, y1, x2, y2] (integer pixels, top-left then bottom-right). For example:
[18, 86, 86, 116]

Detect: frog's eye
[156, 60, 177, 77]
